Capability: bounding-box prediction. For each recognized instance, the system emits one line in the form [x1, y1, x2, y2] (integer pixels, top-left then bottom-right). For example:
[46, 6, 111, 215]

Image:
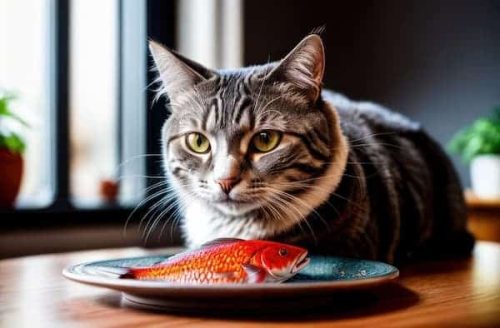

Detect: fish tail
[119, 267, 150, 279]
[119, 269, 136, 279]
[88, 266, 134, 279]
[92, 266, 151, 279]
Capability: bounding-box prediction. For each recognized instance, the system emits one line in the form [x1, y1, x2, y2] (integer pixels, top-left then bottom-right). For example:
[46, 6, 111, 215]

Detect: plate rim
[62, 255, 399, 293]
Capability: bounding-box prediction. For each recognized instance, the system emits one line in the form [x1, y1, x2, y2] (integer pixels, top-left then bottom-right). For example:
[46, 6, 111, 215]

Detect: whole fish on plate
[118, 238, 309, 284]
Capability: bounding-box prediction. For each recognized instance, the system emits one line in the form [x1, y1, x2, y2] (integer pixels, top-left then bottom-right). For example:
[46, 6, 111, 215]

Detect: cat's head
[150, 35, 347, 236]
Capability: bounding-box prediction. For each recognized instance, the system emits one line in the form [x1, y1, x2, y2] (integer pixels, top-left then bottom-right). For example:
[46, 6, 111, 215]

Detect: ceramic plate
[63, 252, 399, 312]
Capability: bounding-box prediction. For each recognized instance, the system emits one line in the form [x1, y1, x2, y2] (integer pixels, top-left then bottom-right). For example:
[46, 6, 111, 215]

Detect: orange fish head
[257, 242, 309, 281]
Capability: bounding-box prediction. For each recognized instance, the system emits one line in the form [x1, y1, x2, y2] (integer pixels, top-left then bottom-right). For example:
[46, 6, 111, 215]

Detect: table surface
[1, 242, 499, 327]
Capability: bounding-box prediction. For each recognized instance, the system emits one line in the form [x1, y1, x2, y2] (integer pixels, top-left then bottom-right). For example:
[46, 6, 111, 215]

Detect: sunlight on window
[0, 0, 53, 207]
[177, 0, 243, 69]
[70, 0, 118, 206]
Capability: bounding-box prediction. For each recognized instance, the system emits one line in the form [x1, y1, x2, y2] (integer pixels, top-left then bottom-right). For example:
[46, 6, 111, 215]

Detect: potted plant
[449, 107, 500, 199]
[0, 92, 27, 207]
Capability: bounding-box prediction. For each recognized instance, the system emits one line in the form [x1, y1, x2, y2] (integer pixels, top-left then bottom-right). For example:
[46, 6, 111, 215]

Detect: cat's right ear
[267, 34, 325, 103]
[149, 40, 216, 100]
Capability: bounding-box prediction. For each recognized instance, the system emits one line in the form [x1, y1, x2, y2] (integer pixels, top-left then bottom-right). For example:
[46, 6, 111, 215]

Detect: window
[69, 0, 119, 206]
[177, 0, 243, 69]
[1, 0, 149, 216]
[0, 0, 53, 208]
[1, 0, 242, 228]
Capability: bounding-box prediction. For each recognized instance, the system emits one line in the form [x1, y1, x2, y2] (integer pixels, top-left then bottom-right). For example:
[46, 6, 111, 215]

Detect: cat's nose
[216, 177, 240, 194]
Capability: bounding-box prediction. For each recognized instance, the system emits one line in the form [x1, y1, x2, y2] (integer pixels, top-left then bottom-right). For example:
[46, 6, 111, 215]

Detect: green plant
[0, 92, 28, 154]
[448, 107, 500, 163]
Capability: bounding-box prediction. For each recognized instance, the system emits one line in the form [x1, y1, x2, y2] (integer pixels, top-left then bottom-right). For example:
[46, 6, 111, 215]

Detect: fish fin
[242, 264, 267, 283]
[201, 238, 245, 248]
[119, 270, 136, 279]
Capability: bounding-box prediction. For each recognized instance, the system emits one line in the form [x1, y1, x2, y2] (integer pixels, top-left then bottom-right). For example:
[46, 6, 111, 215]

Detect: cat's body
[273, 91, 473, 262]
[149, 35, 474, 263]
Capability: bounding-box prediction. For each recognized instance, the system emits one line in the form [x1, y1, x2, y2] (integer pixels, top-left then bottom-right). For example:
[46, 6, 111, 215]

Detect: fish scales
[120, 239, 309, 284]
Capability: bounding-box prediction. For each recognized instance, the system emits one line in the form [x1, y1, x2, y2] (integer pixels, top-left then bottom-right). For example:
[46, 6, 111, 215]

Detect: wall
[244, 0, 500, 187]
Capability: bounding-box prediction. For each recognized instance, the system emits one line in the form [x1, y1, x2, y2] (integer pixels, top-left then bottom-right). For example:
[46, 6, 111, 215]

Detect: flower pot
[0, 148, 23, 207]
[470, 154, 500, 199]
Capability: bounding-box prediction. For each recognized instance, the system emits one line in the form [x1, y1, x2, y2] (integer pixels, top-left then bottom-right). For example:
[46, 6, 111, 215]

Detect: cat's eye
[251, 130, 282, 153]
[185, 132, 211, 154]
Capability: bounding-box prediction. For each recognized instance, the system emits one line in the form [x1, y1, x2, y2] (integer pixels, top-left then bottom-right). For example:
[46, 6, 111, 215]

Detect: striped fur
[150, 35, 474, 263]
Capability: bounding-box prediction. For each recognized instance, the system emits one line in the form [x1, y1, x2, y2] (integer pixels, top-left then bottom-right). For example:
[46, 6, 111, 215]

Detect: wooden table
[466, 190, 500, 242]
[1, 242, 499, 327]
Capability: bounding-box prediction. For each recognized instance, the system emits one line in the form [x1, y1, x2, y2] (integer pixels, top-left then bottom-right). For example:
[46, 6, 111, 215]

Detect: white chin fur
[182, 198, 270, 247]
[214, 202, 259, 216]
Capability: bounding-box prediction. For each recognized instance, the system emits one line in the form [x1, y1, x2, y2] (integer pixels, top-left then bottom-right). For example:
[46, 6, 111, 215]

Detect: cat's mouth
[214, 193, 251, 204]
[213, 197, 259, 216]
[217, 198, 249, 204]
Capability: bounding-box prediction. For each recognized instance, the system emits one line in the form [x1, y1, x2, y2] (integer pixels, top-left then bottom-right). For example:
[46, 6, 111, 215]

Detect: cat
[148, 34, 474, 263]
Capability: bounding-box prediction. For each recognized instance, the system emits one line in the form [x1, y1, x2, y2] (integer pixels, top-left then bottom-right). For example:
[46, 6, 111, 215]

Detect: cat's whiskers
[143, 181, 192, 243]
[117, 174, 166, 180]
[258, 199, 280, 224]
[116, 153, 163, 169]
[349, 141, 404, 151]
[266, 190, 318, 243]
[271, 178, 343, 218]
[115, 153, 172, 237]
[138, 188, 176, 236]
[139, 189, 179, 238]
[159, 195, 185, 240]
[341, 171, 378, 180]
[248, 171, 327, 238]
[254, 96, 286, 124]
[143, 196, 181, 243]
[247, 191, 287, 230]
[260, 186, 315, 235]
[286, 177, 363, 210]
[158, 199, 186, 241]
[168, 203, 186, 241]
[266, 185, 331, 235]
[252, 73, 268, 114]
[276, 178, 366, 213]
[325, 159, 386, 165]
[142, 196, 170, 242]
[347, 131, 397, 144]
[260, 193, 297, 234]
[133, 188, 176, 234]
[123, 180, 171, 237]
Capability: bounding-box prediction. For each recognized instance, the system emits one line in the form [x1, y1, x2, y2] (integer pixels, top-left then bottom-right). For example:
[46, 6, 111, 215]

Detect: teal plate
[63, 253, 399, 312]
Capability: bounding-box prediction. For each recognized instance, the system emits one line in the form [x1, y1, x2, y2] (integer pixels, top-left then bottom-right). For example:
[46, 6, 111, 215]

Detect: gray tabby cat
[149, 34, 474, 263]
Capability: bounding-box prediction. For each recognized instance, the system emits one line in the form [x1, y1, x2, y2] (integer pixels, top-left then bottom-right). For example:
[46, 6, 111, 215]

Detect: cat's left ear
[268, 34, 325, 102]
[149, 40, 216, 101]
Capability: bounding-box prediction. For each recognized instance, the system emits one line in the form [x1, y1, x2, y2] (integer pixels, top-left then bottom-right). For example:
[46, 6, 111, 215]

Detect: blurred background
[1, 0, 499, 258]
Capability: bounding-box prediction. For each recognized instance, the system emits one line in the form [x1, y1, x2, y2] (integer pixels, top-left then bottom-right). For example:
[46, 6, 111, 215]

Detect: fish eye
[278, 248, 288, 257]
[185, 132, 211, 154]
[251, 130, 282, 153]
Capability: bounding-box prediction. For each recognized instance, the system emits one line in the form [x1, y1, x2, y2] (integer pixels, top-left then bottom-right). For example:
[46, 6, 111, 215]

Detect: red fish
[120, 238, 309, 284]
